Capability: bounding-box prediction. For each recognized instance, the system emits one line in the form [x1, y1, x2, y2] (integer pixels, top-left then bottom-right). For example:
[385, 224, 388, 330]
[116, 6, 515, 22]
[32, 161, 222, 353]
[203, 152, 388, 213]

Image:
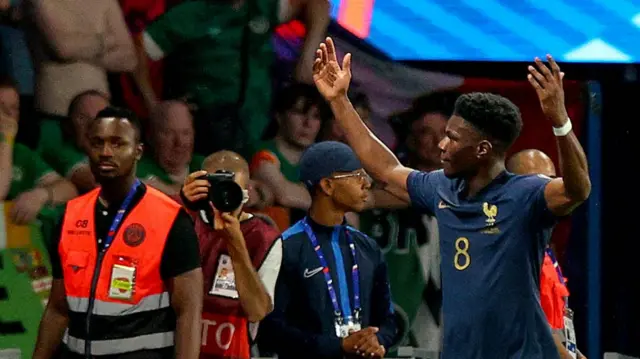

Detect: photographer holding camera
[180, 150, 282, 359]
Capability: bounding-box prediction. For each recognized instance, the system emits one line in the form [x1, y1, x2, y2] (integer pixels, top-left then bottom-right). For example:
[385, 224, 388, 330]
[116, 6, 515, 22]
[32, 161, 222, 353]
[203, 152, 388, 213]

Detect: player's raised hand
[313, 37, 352, 101]
[527, 55, 568, 126]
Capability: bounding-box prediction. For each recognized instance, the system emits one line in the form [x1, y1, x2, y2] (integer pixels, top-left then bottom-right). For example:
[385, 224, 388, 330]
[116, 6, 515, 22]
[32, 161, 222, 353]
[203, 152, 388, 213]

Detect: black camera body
[199, 170, 245, 212]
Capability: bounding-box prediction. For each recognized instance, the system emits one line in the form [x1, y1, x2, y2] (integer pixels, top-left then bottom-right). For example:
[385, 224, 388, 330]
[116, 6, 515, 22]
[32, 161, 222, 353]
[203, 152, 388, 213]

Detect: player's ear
[477, 140, 492, 158]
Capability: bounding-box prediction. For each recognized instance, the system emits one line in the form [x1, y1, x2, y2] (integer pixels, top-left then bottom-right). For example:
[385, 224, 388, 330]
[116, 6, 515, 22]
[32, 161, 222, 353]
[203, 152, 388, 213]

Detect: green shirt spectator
[8, 143, 56, 200]
[137, 154, 205, 185]
[142, 0, 279, 143]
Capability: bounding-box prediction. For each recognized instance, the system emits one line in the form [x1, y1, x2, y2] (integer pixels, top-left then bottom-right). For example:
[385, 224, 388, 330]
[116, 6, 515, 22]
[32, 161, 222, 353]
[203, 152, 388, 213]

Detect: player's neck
[309, 196, 344, 227]
[465, 161, 505, 198]
[99, 174, 138, 208]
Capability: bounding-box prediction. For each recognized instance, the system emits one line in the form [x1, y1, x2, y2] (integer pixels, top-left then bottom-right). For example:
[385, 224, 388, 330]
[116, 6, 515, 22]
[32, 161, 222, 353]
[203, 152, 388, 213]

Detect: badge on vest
[209, 254, 238, 299]
[109, 256, 137, 300]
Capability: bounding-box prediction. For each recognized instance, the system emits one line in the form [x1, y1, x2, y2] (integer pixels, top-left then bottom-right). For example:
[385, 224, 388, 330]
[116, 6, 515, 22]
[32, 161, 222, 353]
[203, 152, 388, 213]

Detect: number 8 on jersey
[454, 237, 470, 270]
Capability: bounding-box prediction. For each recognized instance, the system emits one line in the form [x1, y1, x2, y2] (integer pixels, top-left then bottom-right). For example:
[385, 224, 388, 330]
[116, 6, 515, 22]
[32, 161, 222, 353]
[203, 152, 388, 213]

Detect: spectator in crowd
[137, 100, 203, 196]
[21, 0, 136, 161]
[507, 149, 587, 359]
[181, 150, 282, 359]
[52, 90, 111, 193]
[1, 0, 35, 109]
[115, 0, 175, 119]
[249, 83, 323, 231]
[390, 91, 460, 171]
[34, 106, 203, 359]
[133, 0, 330, 155]
[258, 141, 396, 359]
[359, 91, 459, 352]
[321, 91, 372, 143]
[134, 100, 274, 209]
[0, 76, 78, 225]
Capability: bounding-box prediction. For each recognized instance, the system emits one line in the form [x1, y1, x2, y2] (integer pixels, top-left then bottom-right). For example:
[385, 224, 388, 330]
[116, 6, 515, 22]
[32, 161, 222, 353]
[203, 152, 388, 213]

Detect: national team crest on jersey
[482, 202, 498, 226]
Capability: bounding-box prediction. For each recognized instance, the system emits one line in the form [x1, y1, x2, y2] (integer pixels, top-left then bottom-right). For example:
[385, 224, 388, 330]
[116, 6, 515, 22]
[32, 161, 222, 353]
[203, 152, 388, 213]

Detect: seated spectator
[133, 0, 330, 156]
[249, 83, 323, 231]
[0, 77, 78, 225]
[22, 0, 136, 159]
[137, 100, 203, 196]
[50, 90, 110, 193]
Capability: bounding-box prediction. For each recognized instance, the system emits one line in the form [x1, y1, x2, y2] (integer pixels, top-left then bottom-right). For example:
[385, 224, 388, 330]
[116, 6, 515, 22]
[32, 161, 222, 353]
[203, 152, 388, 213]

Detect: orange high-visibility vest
[59, 186, 180, 357]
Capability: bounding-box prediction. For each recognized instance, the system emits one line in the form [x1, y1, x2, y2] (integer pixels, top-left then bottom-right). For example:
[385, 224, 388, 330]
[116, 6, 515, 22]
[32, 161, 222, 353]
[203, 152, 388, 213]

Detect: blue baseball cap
[299, 141, 363, 189]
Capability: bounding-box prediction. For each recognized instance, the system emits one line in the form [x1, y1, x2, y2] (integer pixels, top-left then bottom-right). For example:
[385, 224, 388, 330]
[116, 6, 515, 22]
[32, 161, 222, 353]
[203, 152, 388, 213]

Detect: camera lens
[210, 180, 244, 212]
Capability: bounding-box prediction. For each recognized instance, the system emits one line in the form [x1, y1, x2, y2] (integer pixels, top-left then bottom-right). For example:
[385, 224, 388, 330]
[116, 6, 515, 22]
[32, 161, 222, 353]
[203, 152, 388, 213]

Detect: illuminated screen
[331, 0, 640, 63]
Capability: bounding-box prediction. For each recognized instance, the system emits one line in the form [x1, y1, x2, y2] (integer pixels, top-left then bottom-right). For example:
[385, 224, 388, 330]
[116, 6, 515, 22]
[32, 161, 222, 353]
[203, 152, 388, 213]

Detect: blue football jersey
[407, 170, 559, 359]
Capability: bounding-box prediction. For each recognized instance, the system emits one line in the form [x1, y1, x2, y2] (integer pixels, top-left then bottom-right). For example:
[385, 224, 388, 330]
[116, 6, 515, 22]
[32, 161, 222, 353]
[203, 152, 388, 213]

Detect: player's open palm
[313, 37, 352, 101]
[527, 55, 568, 124]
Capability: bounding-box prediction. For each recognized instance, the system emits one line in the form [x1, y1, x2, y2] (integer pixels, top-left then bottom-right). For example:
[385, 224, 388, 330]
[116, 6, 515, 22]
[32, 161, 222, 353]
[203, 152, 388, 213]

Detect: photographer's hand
[182, 170, 210, 203]
[220, 212, 243, 242]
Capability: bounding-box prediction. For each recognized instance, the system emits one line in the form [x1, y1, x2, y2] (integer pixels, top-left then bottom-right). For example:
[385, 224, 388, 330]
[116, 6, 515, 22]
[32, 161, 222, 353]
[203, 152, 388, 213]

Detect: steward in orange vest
[181, 151, 282, 359]
[33, 107, 203, 359]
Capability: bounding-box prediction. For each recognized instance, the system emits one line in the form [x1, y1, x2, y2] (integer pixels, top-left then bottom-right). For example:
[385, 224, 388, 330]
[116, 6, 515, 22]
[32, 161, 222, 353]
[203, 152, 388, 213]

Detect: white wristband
[553, 118, 572, 137]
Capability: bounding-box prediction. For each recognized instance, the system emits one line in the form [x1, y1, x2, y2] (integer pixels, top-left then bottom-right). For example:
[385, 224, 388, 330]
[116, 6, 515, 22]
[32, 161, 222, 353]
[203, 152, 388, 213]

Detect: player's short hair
[92, 106, 142, 143]
[453, 92, 522, 150]
[67, 90, 109, 117]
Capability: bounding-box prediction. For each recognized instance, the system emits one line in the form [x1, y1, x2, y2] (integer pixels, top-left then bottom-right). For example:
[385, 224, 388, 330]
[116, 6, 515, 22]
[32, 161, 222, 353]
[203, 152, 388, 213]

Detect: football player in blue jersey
[312, 37, 591, 359]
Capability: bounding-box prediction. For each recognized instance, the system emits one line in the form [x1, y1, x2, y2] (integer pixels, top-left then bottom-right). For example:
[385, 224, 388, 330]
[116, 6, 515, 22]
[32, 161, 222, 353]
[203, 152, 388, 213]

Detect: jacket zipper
[85, 248, 106, 359]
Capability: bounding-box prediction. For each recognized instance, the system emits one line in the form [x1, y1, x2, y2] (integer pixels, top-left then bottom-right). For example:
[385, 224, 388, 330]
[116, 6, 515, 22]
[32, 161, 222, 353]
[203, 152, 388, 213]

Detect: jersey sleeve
[520, 175, 556, 228]
[407, 170, 442, 214]
[142, 1, 207, 60]
[160, 209, 201, 279]
[56, 145, 87, 178]
[32, 151, 56, 183]
[249, 149, 279, 173]
[249, 238, 283, 340]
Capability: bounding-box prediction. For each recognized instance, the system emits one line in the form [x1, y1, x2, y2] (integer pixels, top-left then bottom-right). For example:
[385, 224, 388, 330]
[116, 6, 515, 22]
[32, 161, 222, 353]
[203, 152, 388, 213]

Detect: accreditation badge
[109, 256, 137, 300]
[209, 254, 238, 299]
[563, 307, 577, 358]
[335, 321, 348, 338]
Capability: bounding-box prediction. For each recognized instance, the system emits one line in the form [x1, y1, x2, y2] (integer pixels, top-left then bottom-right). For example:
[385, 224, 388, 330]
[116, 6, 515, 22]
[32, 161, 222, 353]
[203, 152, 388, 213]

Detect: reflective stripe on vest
[59, 186, 180, 355]
[63, 332, 174, 355]
[66, 292, 170, 315]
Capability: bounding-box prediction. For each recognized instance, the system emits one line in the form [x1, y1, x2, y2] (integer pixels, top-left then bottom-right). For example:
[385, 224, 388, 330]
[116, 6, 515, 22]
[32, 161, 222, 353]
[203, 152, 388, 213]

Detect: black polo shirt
[49, 183, 200, 280]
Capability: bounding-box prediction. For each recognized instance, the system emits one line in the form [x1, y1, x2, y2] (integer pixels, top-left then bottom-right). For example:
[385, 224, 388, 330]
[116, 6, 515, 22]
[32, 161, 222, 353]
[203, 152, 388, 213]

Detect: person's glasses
[329, 170, 372, 184]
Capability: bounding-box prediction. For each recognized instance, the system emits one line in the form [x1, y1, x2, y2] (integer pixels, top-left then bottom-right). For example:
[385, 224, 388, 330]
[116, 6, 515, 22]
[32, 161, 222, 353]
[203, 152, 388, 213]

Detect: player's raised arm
[527, 55, 591, 216]
[313, 37, 413, 192]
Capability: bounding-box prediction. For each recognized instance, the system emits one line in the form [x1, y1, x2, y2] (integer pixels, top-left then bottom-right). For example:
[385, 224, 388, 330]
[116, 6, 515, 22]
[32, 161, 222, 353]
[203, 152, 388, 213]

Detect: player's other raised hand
[313, 37, 352, 102]
[527, 54, 569, 126]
